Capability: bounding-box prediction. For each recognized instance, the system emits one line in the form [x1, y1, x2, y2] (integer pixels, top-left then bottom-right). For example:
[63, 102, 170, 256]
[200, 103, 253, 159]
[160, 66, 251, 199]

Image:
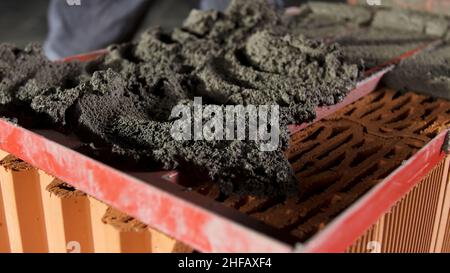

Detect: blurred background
[0, 0, 345, 47]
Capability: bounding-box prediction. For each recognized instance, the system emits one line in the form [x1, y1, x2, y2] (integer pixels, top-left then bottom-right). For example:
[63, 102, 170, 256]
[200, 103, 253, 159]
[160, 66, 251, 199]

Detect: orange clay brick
[88, 196, 153, 253]
[347, 155, 450, 253]
[100, 207, 152, 253]
[89, 194, 193, 253]
[0, 155, 47, 252]
[0, 150, 8, 161]
[0, 151, 10, 252]
[0, 146, 192, 253]
[39, 171, 94, 253]
[88, 196, 192, 253]
[433, 156, 450, 253]
[0, 177, 10, 253]
[148, 228, 193, 253]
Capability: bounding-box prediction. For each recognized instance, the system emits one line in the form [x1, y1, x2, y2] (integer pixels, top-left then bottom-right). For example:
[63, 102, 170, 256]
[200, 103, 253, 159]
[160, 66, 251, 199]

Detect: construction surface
[193, 88, 450, 243]
[1, 87, 449, 252]
[0, 0, 362, 197]
[1, 1, 450, 253]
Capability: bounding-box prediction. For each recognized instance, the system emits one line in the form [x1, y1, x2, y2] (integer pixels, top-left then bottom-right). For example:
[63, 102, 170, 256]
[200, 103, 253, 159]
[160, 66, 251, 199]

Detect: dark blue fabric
[44, 0, 284, 60]
[45, 0, 150, 60]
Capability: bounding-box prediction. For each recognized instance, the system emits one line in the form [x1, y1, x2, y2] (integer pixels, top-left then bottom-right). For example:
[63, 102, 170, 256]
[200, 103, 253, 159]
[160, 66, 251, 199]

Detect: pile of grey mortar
[287, 2, 450, 100]
[0, 0, 360, 196]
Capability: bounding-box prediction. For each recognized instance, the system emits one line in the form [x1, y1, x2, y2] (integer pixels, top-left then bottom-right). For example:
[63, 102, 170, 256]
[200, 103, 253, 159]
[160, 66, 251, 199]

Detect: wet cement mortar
[0, 0, 360, 197]
[383, 44, 450, 100]
[286, 2, 450, 100]
[287, 3, 449, 69]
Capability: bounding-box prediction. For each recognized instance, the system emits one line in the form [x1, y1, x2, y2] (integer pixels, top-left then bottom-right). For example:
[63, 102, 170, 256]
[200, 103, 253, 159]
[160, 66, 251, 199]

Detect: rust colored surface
[195, 88, 450, 242]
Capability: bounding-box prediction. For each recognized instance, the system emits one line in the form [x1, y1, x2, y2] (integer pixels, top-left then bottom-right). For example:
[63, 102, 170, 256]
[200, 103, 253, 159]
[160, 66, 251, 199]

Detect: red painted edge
[302, 130, 449, 253]
[57, 49, 109, 63]
[0, 120, 293, 253]
[288, 66, 393, 134]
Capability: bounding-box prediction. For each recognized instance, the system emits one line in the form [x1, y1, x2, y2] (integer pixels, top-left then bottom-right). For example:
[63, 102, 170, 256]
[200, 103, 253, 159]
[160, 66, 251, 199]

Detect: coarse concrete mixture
[287, 2, 450, 98]
[0, 0, 360, 196]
